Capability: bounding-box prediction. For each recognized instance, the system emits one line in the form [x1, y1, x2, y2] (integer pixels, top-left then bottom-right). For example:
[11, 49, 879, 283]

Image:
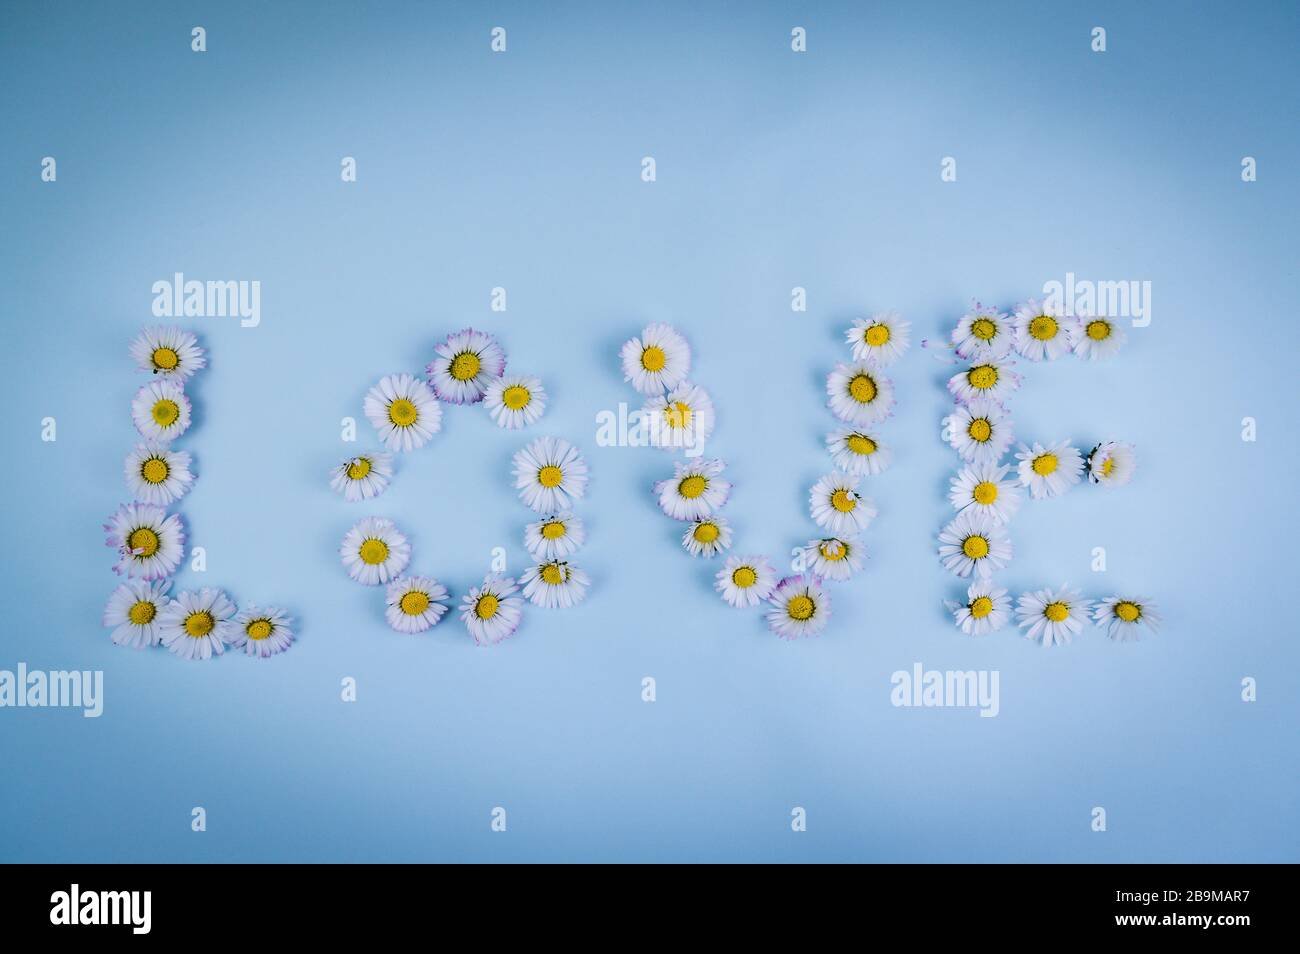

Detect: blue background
[2, 0, 1297, 862]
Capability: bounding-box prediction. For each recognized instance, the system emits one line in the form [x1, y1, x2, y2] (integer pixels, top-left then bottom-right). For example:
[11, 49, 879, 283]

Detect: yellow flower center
[388, 398, 418, 427]
[184, 611, 214, 637]
[787, 595, 815, 621]
[864, 324, 890, 347]
[962, 536, 989, 559]
[662, 401, 693, 429]
[1044, 602, 1069, 622]
[141, 457, 170, 484]
[640, 345, 666, 372]
[347, 458, 371, 480]
[127, 600, 156, 625]
[475, 593, 499, 620]
[152, 346, 179, 370]
[541, 521, 566, 540]
[1029, 315, 1058, 340]
[678, 475, 707, 499]
[538, 465, 564, 488]
[1032, 453, 1058, 476]
[1115, 601, 1140, 622]
[967, 365, 998, 390]
[830, 489, 856, 513]
[151, 399, 179, 427]
[450, 352, 481, 381]
[968, 418, 992, 442]
[848, 374, 877, 403]
[693, 522, 720, 543]
[1102, 457, 1116, 477]
[540, 564, 565, 585]
[732, 566, 757, 588]
[819, 541, 847, 561]
[399, 591, 431, 616]
[502, 385, 531, 410]
[246, 619, 273, 640]
[971, 318, 997, 340]
[359, 539, 389, 565]
[969, 596, 993, 619]
[972, 481, 998, 505]
[846, 434, 876, 455]
[128, 528, 159, 557]
[1087, 319, 1112, 341]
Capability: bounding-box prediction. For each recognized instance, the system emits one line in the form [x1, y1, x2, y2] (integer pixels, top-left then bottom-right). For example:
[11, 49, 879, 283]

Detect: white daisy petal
[129, 325, 206, 382]
[460, 574, 524, 645]
[825, 427, 893, 476]
[125, 442, 194, 505]
[941, 398, 1015, 465]
[620, 323, 691, 395]
[103, 502, 185, 580]
[846, 311, 910, 367]
[227, 605, 296, 657]
[643, 380, 714, 453]
[937, 511, 1012, 579]
[523, 511, 586, 561]
[1015, 440, 1084, 499]
[427, 328, 507, 404]
[951, 305, 1014, 360]
[654, 457, 730, 521]
[339, 516, 411, 585]
[329, 451, 393, 502]
[801, 535, 864, 582]
[131, 380, 192, 442]
[1012, 298, 1080, 362]
[363, 373, 442, 452]
[948, 461, 1022, 525]
[102, 579, 172, 649]
[1015, 584, 1091, 646]
[1071, 315, 1128, 360]
[944, 578, 1012, 637]
[1087, 440, 1137, 487]
[483, 374, 547, 429]
[715, 555, 778, 608]
[384, 576, 450, 634]
[1092, 595, 1161, 641]
[520, 562, 590, 608]
[947, 356, 1021, 406]
[809, 472, 876, 536]
[512, 437, 589, 513]
[765, 575, 832, 639]
[826, 362, 895, 426]
[681, 516, 733, 558]
[158, 588, 236, 661]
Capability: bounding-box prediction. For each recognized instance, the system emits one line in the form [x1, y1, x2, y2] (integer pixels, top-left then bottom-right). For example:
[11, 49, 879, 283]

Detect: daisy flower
[826, 362, 895, 426]
[1012, 298, 1079, 362]
[227, 605, 295, 657]
[129, 325, 205, 382]
[947, 357, 1020, 406]
[951, 305, 1014, 360]
[826, 427, 893, 476]
[520, 561, 590, 609]
[1087, 440, 1137, 487]
[159, 588, 236, 661]
[483, 374, 546, 429]
[102, 579, 171, 649]
[513, 437, 589, 513]
[461, 574, 525, 645]
[801, 535, 864, 582]
[937, 511, 1012, 579]
[384, 577, 450, 634]
[943, 579, 1012, 637]
[948, 461, 1022, 525]
[715, 555, 778, 608]
[809, 472, 876, 536]
[643, 380, 714, 453]
[681, 516, 732, 558]
[654, 457, 730, 521]
[524, 511, 585, 561]
[363, 373, 442, 453]
[1072, 314, 1128, 360]
[426, 328, 507, 404]
[329, 451, 393, 502]
[846, 311, 910, 367]
[104, 502, 184, 580]
[1016, 584, 1091, 647]
[942, 398, 1015, 465]
[131, 380, 191, 443]
[766, 575, 832, 640]
[1016, 440, 1084, 499]
[620, 323, 691, 395]
[124, 442, 194, 506]
[1092, 595, 1161, 641]
[339, 516, 411, 585]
